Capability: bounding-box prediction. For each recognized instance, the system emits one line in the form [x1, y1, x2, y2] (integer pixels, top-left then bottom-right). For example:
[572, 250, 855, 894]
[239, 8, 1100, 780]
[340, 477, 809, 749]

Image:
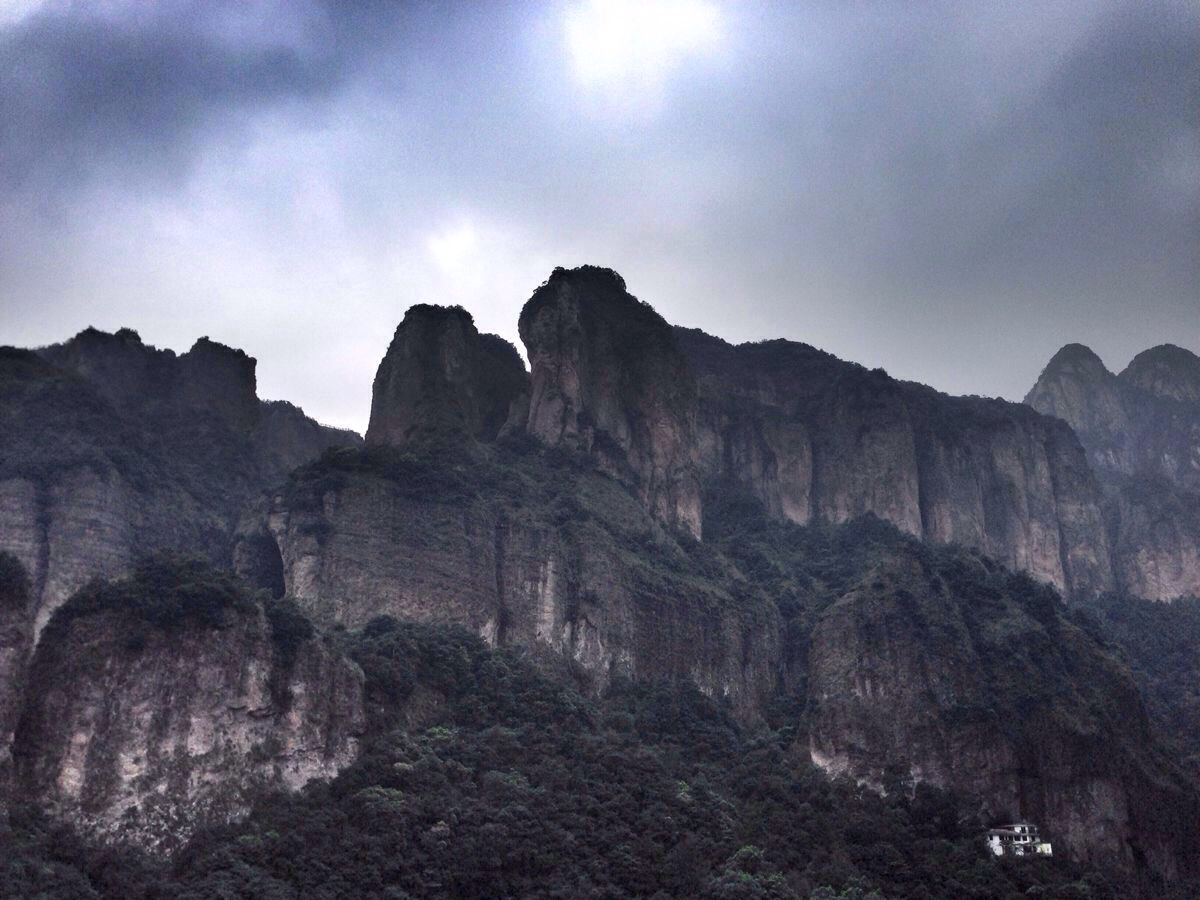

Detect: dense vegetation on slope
[1075, 593, 1200, 774]
[3, 439, 1200, 896]
[1, 614, 1141, 899]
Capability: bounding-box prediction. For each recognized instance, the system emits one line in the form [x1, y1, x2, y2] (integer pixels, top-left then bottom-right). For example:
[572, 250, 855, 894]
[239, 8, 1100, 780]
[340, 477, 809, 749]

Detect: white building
[986, 822, 1053, 857]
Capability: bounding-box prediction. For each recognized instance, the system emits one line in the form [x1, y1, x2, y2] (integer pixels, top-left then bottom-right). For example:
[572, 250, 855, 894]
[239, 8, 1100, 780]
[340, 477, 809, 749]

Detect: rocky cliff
[1123, 344, 1200, 404]
[803, 543, 1196, 877]
[366, 305, 528, 447]
[1026, 343, 1200, 599]
[519, 267, 702, 536]
[6, 269, 1200, 883]
[38, 327, 361, 484]
[238, 444, 779, 722]
[0, 331, 360, 636]
[38, 328, 259, 432]
[9, 561, 365, 853]
[677, 329, 1113, 598]
[1026, 342, 1200, 493]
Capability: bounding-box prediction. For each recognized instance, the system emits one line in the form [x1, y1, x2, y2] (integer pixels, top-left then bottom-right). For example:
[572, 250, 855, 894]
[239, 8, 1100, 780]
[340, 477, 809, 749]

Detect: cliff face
[10, 567, 365, 853]
[38, 327, 361, 484]
[677, 329, 1113, 597]
[1026, 342, 1200, 492]
[1023, 344, 1134, 473]
[0, 554, 33, 800]
[5, 271, 1200, 880]
[804, 547, 1198, 877]
[366, 305, 528, 447]
[238, 448, 779, 722]
[1025, 343, 1200, 599]
[519, 267, 702, 536]
[1109, 477, 1200, 601]
[0, 332, 361, 633]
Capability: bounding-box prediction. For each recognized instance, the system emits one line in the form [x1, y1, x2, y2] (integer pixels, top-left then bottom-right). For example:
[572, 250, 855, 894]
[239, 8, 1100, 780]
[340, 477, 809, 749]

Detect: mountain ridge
[2, 265, 1199, 891]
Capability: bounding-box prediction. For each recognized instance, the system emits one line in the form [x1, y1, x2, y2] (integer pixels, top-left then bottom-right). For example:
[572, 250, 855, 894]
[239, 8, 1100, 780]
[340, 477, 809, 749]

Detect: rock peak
[1041, 343, 1110, 377]
[366, 303, 528, 447]
[518, 266, 701, 535]
[1023, 342, 1124, 436]
[401, 303, 476, 325]
[1120, 344, 1200, 402]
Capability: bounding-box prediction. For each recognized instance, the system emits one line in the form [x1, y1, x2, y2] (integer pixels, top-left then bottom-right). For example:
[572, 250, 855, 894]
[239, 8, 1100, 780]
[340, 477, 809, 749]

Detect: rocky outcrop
[677, 329, 1113, 597]
[0, 333, 361, 635]
[239, 452, 779, 721]
[1023, 344, 1134, 473]
[1026, 342, 1200, 492]
[1025, 343, 1200, 599]
[519, 267, 702, 536]
[806, 548, 1200, 878]
[1109, 477, 1200, 601]
[366, 305, 527, 447]
[10, 573, 365, 853]
[38, 327, 361, 483]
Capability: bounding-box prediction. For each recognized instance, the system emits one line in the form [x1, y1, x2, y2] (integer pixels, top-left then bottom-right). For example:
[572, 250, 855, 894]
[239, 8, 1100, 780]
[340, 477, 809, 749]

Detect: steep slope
[1025, 343, 1200, 599]
[7, 620, 1170, 899]
[9, 560, 364, 853]
[4, 269, 1200, 886]
[677, 329, 1113, 597]
[1123, 345, 1200, 404]
[805, 548, 1189, 876]
[702, 494, 1200, 882]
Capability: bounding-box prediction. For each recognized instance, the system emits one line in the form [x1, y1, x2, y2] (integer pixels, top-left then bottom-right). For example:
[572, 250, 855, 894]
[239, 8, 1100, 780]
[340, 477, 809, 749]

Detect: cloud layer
[1, 0, 1196, 431]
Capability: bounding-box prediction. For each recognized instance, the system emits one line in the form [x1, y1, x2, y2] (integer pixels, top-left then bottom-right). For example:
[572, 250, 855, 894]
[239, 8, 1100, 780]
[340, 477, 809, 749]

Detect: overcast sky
[1, 0, 1196, 432]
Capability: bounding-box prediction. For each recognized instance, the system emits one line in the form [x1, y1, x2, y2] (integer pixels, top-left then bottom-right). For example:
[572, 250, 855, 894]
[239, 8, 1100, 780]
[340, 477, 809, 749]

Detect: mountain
[1025, 342, 1200, 600]
[678, 329, 1113, 598]
[0, 328, 360, 638]
[3, 268, 1200, 894]
[224, 267, 1199, 881]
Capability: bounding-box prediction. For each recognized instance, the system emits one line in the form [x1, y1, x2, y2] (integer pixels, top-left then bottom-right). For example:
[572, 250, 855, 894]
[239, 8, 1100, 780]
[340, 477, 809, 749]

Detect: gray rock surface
[12, 596, 365, 853]
[677, 329, 1113, 597]
[519, 267, 702, 536]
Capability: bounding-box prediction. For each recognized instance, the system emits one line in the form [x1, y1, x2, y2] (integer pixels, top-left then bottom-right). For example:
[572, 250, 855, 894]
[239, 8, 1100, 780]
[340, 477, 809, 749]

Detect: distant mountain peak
[1041, 342, 1111, 377]
[1121, 343, 1200, 402]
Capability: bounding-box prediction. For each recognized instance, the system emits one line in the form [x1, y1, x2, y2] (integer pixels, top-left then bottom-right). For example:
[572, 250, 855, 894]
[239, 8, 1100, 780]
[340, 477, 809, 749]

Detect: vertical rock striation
[0, 332, 361, 636]
[248, 459, 779, 721]
[805, 548, 1199, 877]
[0, 554, 33, 801]
[676, 328, 1113, 597]
[519, 267, 702, 536]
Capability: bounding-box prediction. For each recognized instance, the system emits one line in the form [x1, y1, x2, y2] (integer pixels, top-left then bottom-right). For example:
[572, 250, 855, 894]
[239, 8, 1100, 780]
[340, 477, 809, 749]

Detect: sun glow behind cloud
[564, 0, 720, 109]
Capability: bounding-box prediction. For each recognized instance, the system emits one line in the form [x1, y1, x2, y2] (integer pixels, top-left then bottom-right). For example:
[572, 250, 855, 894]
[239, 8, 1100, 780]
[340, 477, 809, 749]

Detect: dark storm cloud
[902, 6, 1199, 294]
[0, 0, 400, 194]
